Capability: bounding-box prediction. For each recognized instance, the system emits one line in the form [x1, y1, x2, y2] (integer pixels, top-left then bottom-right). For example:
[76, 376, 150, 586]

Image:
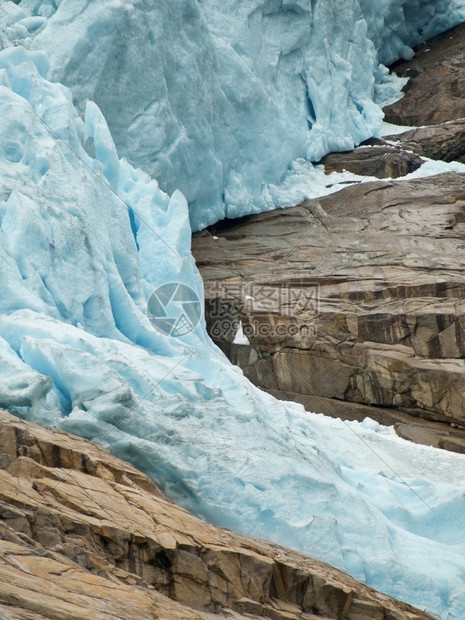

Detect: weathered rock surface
[0, 409, 433, 620]
[321, 23, 465, 179]
[384, 21, 465, 126]
[192, 173, 465, 434]
[319, 145, 424, 178]
[384, 119, 465, 163]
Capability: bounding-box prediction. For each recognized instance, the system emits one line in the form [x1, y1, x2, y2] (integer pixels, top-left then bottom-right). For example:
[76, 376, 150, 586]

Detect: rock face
[193, 21, 465, 447]
[318, 144, 424, 178]
[384, 120, 465, 163]
[384, 21, 465, 126]
[382, 22, 465, 164]
[0, 410, 432, 620]
[192, 173, 465, 435]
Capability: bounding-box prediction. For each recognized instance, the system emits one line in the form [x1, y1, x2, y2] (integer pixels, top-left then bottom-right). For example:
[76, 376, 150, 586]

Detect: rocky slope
[384, 21, 465, 127]
[0, 409, 433, 620]
[192, 21, 465, 452]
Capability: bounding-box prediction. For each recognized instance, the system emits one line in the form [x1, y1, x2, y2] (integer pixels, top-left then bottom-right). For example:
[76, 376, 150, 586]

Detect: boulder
[319, 144, 424, 178]
[384, 119, 465, 163]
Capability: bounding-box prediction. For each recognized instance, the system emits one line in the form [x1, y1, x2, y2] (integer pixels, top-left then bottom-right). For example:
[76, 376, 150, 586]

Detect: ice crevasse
[2, 1, 465, 619]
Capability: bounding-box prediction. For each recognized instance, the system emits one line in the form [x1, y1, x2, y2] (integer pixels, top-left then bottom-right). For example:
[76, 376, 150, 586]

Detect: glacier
[2, 1, 465, 618]
[4, 0, 465, 228]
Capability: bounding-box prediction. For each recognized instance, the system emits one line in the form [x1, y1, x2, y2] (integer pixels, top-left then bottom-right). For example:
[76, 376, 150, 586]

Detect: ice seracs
[6, 0, 465, 228]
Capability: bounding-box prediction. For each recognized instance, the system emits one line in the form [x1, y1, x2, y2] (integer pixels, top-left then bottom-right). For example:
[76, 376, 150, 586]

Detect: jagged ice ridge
[5, 0, 465, 227]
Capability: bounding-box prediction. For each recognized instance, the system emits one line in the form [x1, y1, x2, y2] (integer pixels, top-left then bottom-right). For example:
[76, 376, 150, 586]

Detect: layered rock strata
[193, 21, 465, 447]
[192, 173, 465, 435]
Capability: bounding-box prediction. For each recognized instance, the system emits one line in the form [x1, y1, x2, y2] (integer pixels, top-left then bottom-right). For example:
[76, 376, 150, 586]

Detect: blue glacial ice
[2, 2, 465, 618]
[6, 0, 465, 228]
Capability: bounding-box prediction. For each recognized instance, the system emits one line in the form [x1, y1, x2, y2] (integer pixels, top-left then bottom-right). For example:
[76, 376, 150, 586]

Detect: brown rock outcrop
[0, 410, 433, 620]
[384, 119, 465, 163]
[319, 144, 424, 178]
[192, 173, 465, 432]
[383, 21, 465, 126]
